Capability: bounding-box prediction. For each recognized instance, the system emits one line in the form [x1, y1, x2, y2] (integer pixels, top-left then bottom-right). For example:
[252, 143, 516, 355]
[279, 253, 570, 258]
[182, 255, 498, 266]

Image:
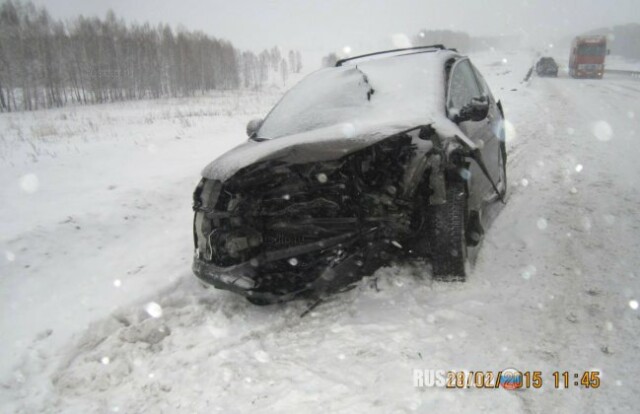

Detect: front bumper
[574, 71, 603, 79]
[538, 69, 558, 77]
[193, 257, 299, 302]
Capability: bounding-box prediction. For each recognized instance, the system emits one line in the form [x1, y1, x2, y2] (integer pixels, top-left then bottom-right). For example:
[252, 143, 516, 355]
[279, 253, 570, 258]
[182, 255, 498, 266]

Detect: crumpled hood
[202, 118, 453, 181]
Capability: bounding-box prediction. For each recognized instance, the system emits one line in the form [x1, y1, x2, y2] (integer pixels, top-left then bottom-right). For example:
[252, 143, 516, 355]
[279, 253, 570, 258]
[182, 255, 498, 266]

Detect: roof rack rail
[335, 45, 447, 66]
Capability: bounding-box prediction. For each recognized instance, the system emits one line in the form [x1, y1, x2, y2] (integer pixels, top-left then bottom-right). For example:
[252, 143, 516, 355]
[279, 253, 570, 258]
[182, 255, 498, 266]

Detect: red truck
[569, 35, 608, 79]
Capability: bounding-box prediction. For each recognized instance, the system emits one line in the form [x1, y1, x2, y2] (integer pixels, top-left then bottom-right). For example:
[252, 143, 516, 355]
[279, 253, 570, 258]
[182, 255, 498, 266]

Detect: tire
[427, 182, 468, 281]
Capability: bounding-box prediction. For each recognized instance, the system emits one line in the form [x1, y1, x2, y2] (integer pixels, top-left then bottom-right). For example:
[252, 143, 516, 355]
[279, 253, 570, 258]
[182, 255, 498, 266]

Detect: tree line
[587, 23, 640, 60]
[0, 1, 302, 112]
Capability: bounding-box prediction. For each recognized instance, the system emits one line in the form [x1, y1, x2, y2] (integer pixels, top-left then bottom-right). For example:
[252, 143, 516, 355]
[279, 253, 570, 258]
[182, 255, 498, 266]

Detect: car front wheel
[427, 182, 468, 281]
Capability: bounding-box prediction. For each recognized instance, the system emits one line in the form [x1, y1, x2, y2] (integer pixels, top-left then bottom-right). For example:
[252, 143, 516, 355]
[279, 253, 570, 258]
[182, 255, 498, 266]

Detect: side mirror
[453, 96, 489, 123]
[246, 118, 263, 138]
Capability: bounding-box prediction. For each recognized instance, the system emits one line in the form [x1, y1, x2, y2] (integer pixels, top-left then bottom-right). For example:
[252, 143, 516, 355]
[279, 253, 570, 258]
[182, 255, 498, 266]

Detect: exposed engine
[193, 133, 428, 298]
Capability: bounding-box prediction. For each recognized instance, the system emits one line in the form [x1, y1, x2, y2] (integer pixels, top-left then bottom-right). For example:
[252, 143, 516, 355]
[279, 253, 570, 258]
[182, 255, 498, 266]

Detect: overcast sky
[33, 0, 639, 55]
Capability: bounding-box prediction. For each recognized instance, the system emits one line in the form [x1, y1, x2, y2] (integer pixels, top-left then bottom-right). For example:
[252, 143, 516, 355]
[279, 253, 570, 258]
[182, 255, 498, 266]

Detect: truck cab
[569, 35, 607, 79]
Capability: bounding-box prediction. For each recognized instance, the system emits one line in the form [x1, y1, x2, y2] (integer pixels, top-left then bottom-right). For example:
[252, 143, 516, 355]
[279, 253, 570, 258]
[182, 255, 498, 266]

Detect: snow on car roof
[202, 50, 464, 181]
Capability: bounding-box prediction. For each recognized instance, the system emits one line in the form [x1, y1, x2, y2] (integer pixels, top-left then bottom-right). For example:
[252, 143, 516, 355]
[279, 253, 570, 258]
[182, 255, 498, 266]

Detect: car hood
[202, 116, 460, 181]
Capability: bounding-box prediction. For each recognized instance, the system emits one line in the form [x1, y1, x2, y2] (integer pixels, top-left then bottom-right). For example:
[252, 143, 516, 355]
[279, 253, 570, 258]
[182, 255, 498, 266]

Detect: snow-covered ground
[606, 55, 640, 72]
[1, 50, 640, 413]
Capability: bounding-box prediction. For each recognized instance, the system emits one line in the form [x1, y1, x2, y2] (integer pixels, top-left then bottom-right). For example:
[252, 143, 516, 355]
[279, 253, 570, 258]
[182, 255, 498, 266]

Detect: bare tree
[295, 50, 302, 73]
[0, 1, 278, 111]
[280, 58, 288, 86]
[321, 52, 338, 67]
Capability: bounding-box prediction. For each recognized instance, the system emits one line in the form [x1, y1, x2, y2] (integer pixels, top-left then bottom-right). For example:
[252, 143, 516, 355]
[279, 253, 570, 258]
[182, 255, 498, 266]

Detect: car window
[470, 63, 493, 101]
[447, 59, 482, 113]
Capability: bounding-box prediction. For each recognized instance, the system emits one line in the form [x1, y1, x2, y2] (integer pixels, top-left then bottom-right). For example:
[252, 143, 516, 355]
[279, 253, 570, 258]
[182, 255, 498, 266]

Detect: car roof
[335, 45, 457, 66]
[336, 47, 460, 68]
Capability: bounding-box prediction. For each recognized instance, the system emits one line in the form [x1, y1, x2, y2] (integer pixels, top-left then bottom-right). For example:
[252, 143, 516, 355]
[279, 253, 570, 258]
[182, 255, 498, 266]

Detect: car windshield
[256, 68, 375, 139]
[257, 53, 443, 139]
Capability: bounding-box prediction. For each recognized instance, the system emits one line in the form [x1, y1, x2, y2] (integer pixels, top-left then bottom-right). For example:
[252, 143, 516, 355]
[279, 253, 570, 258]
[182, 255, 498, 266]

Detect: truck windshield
[577, 44, 606, 56]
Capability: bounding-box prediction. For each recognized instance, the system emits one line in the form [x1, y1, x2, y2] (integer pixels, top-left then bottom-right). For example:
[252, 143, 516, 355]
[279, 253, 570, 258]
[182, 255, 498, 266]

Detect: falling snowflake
[341, 123, 356, 138]
[113, 279, 122, 287]
[521, 265, 537, 280]
[101, 356, 110, 365]
[254, 350, 270, 363]
[504, 120, 516, 142]
[282, 194, 290, 200]
[575, 164, 583, 172]
[391, 240, 403, 248]
[316, 173, 328, 183]
[536, 218, 548, 230]
[521, 178, 529, 187]
[592, 120, 613, 141]
[501, 58, 508, 64]
[20, 174, 39, 194]
[5, 251, 15, 262]
[391, 33, 412, 48]
[343, 46, 351, 54]
[288, 257, 298, 266]
[144, 302, 163, 318]
[570, 187, 578, 194]
[546, 124, 555, 135]
[629, 300, 639, 310]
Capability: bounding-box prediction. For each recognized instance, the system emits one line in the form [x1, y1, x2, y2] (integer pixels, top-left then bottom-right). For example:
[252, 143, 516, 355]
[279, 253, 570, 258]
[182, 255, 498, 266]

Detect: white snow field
[1, 50, 640, 413]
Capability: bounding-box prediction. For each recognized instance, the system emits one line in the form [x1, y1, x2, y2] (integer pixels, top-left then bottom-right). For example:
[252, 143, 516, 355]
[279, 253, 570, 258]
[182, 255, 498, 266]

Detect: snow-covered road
[2, 53, 639, 413]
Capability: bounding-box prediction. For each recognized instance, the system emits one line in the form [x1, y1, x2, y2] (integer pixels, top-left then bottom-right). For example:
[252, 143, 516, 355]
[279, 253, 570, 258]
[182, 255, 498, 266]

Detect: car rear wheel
[427, 182, 468, 281]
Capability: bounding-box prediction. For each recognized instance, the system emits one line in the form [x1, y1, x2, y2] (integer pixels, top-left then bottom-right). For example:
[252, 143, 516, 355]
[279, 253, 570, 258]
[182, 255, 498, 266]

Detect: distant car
[192, 46, 507, 304]
[536, 57, 559, 77]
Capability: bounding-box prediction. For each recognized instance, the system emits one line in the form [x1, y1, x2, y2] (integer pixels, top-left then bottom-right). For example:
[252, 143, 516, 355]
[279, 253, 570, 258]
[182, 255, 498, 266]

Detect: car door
[470, 62, 503, 190]
[446, 58, 495, 208]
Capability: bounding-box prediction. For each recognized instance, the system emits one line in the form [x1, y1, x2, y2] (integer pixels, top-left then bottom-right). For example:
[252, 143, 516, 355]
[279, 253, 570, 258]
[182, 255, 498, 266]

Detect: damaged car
[192, 45, 507, 304]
